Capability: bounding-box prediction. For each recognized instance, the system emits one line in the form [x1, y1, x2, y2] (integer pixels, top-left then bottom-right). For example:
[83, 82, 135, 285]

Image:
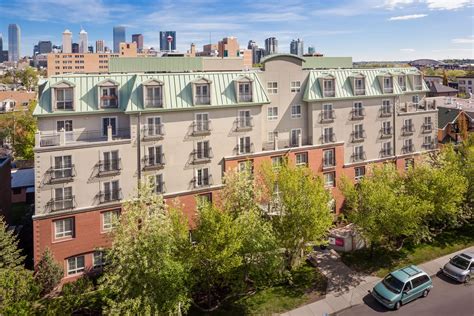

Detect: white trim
[101, 116, 118, 137]
[66, 255, 85, 276]
[291, 104, 302, 119]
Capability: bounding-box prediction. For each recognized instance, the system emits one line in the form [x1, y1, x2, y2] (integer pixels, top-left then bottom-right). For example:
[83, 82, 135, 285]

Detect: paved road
[338, 273, 474, 316]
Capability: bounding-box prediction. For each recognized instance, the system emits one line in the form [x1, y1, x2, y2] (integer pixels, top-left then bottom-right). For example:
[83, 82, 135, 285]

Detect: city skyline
[0, 0, 473, 61]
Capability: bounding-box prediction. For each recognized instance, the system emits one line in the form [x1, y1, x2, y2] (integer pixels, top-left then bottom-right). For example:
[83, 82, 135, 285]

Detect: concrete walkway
[281, 246, 474, 316]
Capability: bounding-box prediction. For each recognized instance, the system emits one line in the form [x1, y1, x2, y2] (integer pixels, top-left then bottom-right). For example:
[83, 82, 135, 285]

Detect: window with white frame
[196, 141, 211, 159]
[353, 145, 365, 161]
[353, 124, 365, 140]
[291, 104, 302, 118]
[67, 255, 85, 275]
[354, 78, 365, 95]
[324, 172, 335, 187]
[102, 180, 120, 202]
[295, 152, 308, 166]
[195, 84, 210, 105]
[383, 76, 393, 93]
[267, 106, 278, 120]
[404, 139, 414, 153]
[398, 75, 406, 91]
[268, 131, 278, 142]
[405, 158, 414, 170]
[53, 155, 73, 179]
[382, 141, 392, 156]
[403, 118, 414, 133]
[424, 135, 433, 148]
[381, 100, 391, 116]
[323, 148, 335, 167]
[290, 129, 301, 147]
[412, 95, 420, 105]
[54, 218, 74, 239]
[56, 120, 73, 132]
[322, 127, 335, 143]
[238, 83, 252, 102]
[382, 121, 392, 136]
[352, 102, 364, 118]
[100, 86, 118, 108]
[238, 110, 252, 128]
[53, 187, 73, 211]
[146, 116, 163, 137]
[102, 210, 120, 231]
[239, 136, 252, 154]
[354, 166, 365, 181]
[145, 85, 163, 107]
[267, 82, 278, 94]
[414, 75, 422, 90]
[102, 150, 119, 172]
[154, 174, 164, 193]
[195, 168, 210, 187]
[238, 160, 253, 173]
[290, 81, 301, 93]
[271, 156, 283, 170]
[323, 79, 335, 97]
[322, 104, 334, 120]
[194, 113, 210, 132]
[55, 88, 74, 110]
[93, 251, 106, 269]
[102, 117, 117, 136]
[146, 145, 163, 166]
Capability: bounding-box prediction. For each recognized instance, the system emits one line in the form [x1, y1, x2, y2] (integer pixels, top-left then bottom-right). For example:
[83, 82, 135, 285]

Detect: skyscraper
[308, 46, 315, 55]
[290, 38, 304, 57]
[79, 28, 88, 53]
[0, 34, 7, 62]
[264, 37, 277, 55]
[132, 34, 144, 52]
[38, 41, 52, 54]
[96, 40, 105, 53]
[159, 31, 176, 51]
[72, 43, 79, 53]
[62, 29, 72, 53]
[113, 26, 126, 53]
[247, 40, 256, 50]
[8, 24, 20, 62]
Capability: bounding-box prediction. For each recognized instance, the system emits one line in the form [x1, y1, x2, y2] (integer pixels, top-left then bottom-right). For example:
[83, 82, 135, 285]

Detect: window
[290, 81, 301, 93]
[54, 218, 74, 239]
[423, 116, 432, 132]
[323, 79, 335, 97]
[381, 100, 391, 116]
[414, 75, 422, 90]
[412, 95, 420, 105]
[100, 86, 118, 108]
[102, 117, 117, 136]
[398, 75, 406, 91]
[238, 83, 252, 102]
[382, 142, 392, 157]
[67, 255, 85, 275]
[102, 180, 120, 202]
[268, 131, 278, 142]
[102, 150, 120, 172]
[383, 76, 393, 93]
[403, 119, 414, 133]
[152, 174, 165, 193]
[195, 168, 210, 187]
[102, 210, 120, 231]
[53, 187, 73, 210]
[53, 155, 72, 179]
[147, 145, 163, 165]
[352, 102, 364, 118]
[405, 158, 414, 170]
[238, 160, 253, 173]
[324, 172, 335, 187]
[239, 136, 252, 154]
[93, 251, 106, 269]
[353, 146, 365, 161]
[322, 104, 334, 121]
[322, 127, 335, 143]
[404, 139, 414, 153]
[12, 188, 21, 195]
[272, 156, 283, 170]
[56, 120, 73, 132]
[291, 104, 302, 118]
[146, 117, 163, 137]
[295, 152, 308, 166]
[353, 124, 365, 141]
[267, 82, 278, 94]
[382, 121, 392, 136]
[290, 129, 301, 147]
[354, 166, 365, 181]
[198, 192, 212, 203]
[145, 86, 163, 107]
[323, 149, 335, 168]
[55, 88, 73, 110]
[424, 136, 433, 148]
[195, 84, 210, 105]
[194, 113, 210, 132]
[267, 106, 278, 120]
[238, 110, 252, 128]
[196, 141, 211, 159]
[354, 78, 365, 95]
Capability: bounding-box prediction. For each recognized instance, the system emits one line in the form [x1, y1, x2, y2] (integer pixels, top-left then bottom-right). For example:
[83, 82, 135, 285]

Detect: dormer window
[238, 83, 252, 102]
[413, 75, 422, 90]
[398, 75, 406, 91]
[192, 77, 212, 106]
[354, 77, 365, 95]
[143, 79, 164, 108]
[55, 88, 74, 110]
[383, 76, 393, 93]
[98, 79, 119, 109]
[323, 79, 335, 97]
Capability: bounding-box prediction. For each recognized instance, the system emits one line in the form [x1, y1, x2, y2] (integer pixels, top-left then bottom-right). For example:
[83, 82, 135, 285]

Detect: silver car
[442, 252, 474, 283]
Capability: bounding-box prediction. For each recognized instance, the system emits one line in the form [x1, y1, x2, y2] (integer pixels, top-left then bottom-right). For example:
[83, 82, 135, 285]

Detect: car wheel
[465, 275, 470, 283]
[422, 289, 429, 297]
[394, 301, 401, 310]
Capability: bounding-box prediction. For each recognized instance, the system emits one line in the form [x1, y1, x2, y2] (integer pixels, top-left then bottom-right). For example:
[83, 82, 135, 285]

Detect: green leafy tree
[0, 216, 25, 269]
[18, 67, 38, 91]
[459, 134, 474, 209]
[443, 71, 449, 86]
[0, 268, 40, 315]
[100, 184, 191, 315]
[260, 161, 333, 269]
[34, 248, 63, 296]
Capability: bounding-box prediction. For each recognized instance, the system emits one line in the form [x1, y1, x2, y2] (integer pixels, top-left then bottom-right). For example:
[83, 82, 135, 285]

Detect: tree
[0, 216, 25, 269]
[443, 71, 449, 86]
[18, 67, 38, 92]
[260, 161, 333, 269]
[34, 248, 63, 296]
[457, 113, 469, 142]
[0, 268, 40, 315]
[100, 184, 191, 315]
[459, 134, 474, 210]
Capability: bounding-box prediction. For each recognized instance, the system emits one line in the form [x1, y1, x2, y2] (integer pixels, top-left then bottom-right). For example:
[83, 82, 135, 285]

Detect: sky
[0, 0, 473, 61]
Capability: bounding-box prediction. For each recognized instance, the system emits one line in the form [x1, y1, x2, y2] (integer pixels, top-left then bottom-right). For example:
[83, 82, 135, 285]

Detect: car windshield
[383, 274, 404, 294]
[450, 256, 470, 270]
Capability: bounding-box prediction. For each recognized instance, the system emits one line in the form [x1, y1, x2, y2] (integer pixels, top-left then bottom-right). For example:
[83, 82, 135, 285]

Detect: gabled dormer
[350, 72, 366, 96]
[51, 80, 75, 111]
[97, 78, 119, 109]
[192, 77, 212, 105]
[318, 74, 336, 98]
[397, 73, 407, 91]
[142, 79, 164, 108]
[408, 73, 423, 91]
[377, 73, 393, 94]
[234, 75, 253, 103]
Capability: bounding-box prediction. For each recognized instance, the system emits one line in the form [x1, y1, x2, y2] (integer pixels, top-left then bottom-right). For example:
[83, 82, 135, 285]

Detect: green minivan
[371, 265, 433, 310]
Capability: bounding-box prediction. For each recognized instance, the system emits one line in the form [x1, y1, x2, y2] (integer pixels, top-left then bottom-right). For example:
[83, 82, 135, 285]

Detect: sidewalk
[281, 246, 474, 316]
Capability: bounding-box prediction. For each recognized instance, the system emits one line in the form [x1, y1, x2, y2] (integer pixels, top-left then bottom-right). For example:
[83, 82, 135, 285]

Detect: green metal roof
[109, 57, 204, 73]
[261, 54, 306, 64]
[303, 67, 429, 101]
[34, 72, 270, 116]
[303, 57, 353, 69]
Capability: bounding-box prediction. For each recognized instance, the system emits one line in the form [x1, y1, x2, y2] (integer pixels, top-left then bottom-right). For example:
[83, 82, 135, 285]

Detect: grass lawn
[341, 223, 474, 278]
[190, 263, 327, 316]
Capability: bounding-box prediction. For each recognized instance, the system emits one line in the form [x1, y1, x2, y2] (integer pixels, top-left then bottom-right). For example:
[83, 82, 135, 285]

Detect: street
[338, 273, 474, 316]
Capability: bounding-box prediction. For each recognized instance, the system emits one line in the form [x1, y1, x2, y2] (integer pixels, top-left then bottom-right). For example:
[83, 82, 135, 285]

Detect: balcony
[192, 149, 213, 164]
[380, 128, 393, 139]
[422, 141, 436, 150]
[194, 95, 210, 105]
[351, 131, 366, 143]
[49, 196, 75, 211]
[323, 89, 335, 98]
[142, 124, 165, 140]
[238, 93, 253, 103]
[351, 152, 366, 162]
[37, 128, 131, 148]
[192, 175, 213, 189]
[354, 88, 365, 96]
[422, 123, 433, 133]
[402, 125, 415, 135]
[235, 117, 253, 131]
[402, 144, 415, 154]
[379, 107, 392, 117]
[145, 98, 163, 108]
[98, 159, 121, 176]
[380, 148, 393, 158]
[234, 143, 254, 156]
[143, 154, 165, 170]
[99, 189, 122, 204]
[191, 120, 212, 136]
[398, 100, 436, 113]
[100, 96, 118, 108]
[350, 109, 365, 120]
[320, 110, 336, 123]
[383, 86, 393, 94]
[48, 166, 75, 183]
[321, 133, 336, 144]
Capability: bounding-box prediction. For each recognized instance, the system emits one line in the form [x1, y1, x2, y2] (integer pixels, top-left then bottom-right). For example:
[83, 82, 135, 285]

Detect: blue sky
[0, 0, 473, 61]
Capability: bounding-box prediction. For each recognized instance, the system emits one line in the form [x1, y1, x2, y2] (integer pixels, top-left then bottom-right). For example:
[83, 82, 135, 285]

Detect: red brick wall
[11, 187, 27, 203]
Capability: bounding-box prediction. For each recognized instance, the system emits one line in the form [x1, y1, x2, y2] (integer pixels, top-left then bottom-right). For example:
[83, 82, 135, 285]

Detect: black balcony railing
[192, 120, 212, 135]
[402, 144, 415, 154]
[99, 189, 122, 203]
[49, 196, 75, 211]
[323, 158, 336, 169]
[422, 123, 433, 133]
[380, 148, 393, 157]
[402, 125, 415, 135]
[142, 124, 165, 139]
[350, 109, 365, 120]
[321, 133, 336, 144]
[380, 127, 393, 138]
[351, 131, 366, 142]
[143, 154, 165, 169]
[380, 107, 392, 117]
[98, 159, 121, 175]
[235, 117, 253, 131]
[192, 175, 213, 188]
[49, 165, 75, 182]
[320, 110, 336, 123]
[235, 143, 254, 155]
[423, 142, 436, 150]
[192, 149, 213, 163]
[351, 152, 366, 162]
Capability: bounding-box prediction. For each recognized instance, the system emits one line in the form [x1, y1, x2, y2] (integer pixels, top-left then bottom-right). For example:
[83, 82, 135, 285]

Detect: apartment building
[47, 53, 120, 76]
[33, 54, 436, 280]
[457, 77, 474, 94]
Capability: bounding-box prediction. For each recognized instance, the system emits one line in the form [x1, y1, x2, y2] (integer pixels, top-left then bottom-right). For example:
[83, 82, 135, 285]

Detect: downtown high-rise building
[37, 41, 52, 54]
[290, 38, 304, 57]
[8, 24, 21, 62]
[79, 28, 88, 53]
[113, 26, 126, 53]
[62, 29, 72, 53]
[0, 33, 6, 62]
[264, 37, 277, 55]
[95, 40, 105, 53]
[159, 31, 176, 51]
[132, 34, 144, 52]
[308, 46, 315, 55]
[247, 40, 256, 50]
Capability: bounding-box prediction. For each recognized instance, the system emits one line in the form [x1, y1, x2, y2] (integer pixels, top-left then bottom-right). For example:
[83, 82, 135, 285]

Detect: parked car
[441, 252, 474, 283]
[370, 265, 433, 310]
